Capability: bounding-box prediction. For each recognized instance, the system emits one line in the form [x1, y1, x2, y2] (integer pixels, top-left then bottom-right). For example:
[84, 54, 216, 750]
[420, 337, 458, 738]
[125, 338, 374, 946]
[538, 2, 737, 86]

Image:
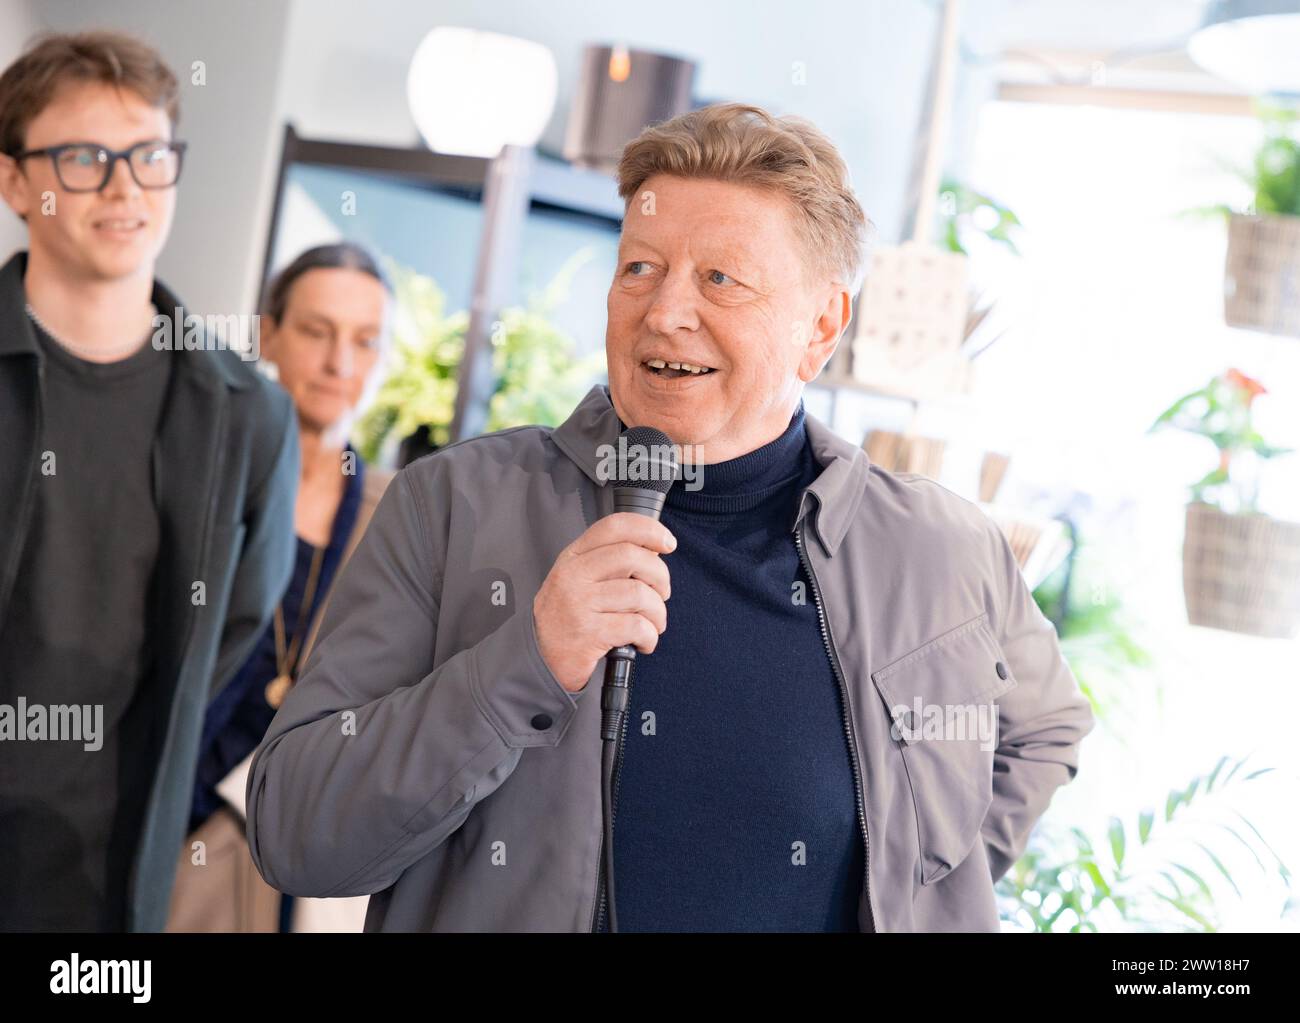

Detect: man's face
[606, 173, 850, 463]
[0, 81, 176, 284]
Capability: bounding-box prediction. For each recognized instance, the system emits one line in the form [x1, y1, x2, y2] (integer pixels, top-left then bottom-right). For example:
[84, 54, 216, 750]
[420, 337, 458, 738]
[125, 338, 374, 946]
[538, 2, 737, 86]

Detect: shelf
[810, 371, 975, 411]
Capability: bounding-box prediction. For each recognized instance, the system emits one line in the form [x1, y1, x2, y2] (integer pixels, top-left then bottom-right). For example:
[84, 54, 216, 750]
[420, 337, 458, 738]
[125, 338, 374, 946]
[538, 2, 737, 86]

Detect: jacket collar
[0, 249, 251, 392]
[0, 248, 247, 645]
[550, 384, 871, 556]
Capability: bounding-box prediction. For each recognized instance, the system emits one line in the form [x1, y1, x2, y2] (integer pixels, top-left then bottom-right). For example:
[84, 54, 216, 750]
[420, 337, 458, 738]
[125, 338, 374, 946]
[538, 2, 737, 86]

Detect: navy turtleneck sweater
[602, 402, 864, 932]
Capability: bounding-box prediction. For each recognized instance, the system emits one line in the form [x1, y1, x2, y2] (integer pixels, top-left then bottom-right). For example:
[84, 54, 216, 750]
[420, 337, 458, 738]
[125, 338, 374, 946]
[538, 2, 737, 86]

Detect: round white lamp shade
[407, 27, 558, 157]
[1189, 1, 1300, 96]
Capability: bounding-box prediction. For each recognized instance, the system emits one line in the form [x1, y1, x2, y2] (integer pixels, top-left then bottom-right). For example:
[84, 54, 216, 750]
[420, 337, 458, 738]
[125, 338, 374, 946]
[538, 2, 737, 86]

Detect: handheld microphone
[601, 426, 678, 734]
[598, 425, 678, 933]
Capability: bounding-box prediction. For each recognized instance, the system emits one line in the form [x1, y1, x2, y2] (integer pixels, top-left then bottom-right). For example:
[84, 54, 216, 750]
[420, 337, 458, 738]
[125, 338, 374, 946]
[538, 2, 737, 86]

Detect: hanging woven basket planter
[1224, 212, 1300, 338]
[1182, 501, 1300, 638]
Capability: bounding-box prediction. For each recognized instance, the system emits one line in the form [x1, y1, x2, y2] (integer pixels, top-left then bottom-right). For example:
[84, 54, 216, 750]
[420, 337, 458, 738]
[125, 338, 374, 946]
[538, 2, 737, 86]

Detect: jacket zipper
[794, 520, 875, 933]
[590, 659, 633, 932]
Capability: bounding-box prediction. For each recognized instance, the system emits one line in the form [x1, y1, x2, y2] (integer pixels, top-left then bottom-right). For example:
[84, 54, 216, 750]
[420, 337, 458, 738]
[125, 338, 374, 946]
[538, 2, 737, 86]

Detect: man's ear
[0, 153, 32, 221]
[797, 284, 852, 383]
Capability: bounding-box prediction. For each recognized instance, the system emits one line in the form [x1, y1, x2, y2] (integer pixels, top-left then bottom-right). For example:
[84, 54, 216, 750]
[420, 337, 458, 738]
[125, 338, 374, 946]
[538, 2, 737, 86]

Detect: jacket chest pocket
[870, 610, 1017, 886]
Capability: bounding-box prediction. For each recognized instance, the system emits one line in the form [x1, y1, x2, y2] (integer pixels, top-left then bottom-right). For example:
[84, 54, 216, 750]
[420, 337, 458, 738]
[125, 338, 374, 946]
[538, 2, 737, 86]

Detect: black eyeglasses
[12, 139, 187, 192]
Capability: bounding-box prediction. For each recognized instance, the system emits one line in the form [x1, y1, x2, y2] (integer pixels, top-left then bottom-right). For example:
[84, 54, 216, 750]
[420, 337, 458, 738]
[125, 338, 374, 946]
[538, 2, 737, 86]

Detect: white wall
[9, 0, 1011, 315]
[275, 0, 976, 245]
[0, 0, 39, 263]
[31, 0, 293, 318]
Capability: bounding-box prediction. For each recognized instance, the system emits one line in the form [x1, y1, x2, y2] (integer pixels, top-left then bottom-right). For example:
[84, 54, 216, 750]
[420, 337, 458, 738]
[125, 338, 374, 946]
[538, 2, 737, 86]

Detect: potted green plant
[938, 177, 1022, 364]
[1221, 105, 1300, 336]
[843, 178, 1023, 399]
[1031, 532, 1155, 731]
[998, 754, 1292, 932]
[1149, 368, 1300, 638]
[355, 252, 606, 465]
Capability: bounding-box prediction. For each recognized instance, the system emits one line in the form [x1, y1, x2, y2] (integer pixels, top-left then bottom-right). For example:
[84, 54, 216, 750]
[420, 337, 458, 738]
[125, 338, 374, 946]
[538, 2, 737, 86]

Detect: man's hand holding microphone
[532, 513, 675, 693]
[533, 426, 680, 696]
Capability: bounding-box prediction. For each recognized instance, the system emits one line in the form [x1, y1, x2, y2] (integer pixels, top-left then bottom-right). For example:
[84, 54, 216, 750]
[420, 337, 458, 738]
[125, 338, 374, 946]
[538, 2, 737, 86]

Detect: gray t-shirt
[0, 315, 173, 931]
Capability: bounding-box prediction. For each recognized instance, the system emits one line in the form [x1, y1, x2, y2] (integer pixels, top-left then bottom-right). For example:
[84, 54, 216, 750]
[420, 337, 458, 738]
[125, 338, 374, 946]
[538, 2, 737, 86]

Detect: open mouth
[93, 217, 147, 234]
[642, 357, 717, 379]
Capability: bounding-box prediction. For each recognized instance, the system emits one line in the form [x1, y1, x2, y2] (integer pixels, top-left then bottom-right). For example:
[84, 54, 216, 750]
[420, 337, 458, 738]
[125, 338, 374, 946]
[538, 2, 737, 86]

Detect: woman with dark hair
[166, 242, 395, 933]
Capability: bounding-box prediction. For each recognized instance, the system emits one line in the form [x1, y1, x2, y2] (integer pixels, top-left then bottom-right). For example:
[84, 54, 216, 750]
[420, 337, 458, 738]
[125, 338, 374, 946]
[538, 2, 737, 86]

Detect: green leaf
[1083, 860, 1112, 897]
[1195, 842, 1242, 899]
[1149, 388, 1209, 429]
[1205, 755, 1230, 793]
[1191, 467, 1231, 497]
[1165, 788, 1183, 822]
[1232, 811, 1293, 887]
[1172, 862, 1213, 900]
[1216, 822, 1267, 875]
[1155, 892, 1215, 931]
[943, 219, 966, 256]
[1108, 817, 1126, 869]
[1223, 754, 1251, 785]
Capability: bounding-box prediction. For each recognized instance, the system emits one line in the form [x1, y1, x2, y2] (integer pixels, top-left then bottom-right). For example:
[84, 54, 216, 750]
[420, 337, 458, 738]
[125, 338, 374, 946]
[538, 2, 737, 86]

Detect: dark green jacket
[0, 250, 298, 931]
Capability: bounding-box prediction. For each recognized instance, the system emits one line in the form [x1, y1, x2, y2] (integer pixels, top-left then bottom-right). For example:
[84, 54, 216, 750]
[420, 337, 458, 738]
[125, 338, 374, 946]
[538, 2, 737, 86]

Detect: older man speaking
[246, 102, 1094, 933]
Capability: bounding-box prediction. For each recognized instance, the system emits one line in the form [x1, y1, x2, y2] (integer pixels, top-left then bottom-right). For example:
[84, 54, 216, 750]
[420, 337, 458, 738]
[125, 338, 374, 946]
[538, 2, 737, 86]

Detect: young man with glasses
[0, 31, 298, 932]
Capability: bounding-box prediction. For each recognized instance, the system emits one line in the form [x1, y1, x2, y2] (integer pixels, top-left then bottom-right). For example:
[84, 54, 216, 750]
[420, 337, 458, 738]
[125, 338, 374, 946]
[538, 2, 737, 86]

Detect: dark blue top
[603, 403, 864, 931]
[189, 448, 364, 834]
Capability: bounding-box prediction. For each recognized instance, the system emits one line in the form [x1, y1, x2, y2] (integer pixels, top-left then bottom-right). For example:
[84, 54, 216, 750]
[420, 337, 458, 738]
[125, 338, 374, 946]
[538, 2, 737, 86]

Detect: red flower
[1224, 368, 1267, 404]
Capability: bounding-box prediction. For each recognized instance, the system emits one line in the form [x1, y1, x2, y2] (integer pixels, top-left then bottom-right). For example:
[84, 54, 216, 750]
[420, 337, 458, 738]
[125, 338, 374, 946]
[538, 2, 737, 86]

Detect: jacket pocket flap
[871, 610, 1017, 747]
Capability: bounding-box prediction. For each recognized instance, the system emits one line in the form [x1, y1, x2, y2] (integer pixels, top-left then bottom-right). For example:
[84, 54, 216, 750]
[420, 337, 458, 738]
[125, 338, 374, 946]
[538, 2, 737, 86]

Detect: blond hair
[616, 102, 872, 293]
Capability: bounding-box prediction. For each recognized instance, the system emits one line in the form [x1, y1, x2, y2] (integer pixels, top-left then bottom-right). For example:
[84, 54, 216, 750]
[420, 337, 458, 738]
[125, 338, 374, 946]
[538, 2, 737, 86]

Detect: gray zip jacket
[246, 384, 1095, 931]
